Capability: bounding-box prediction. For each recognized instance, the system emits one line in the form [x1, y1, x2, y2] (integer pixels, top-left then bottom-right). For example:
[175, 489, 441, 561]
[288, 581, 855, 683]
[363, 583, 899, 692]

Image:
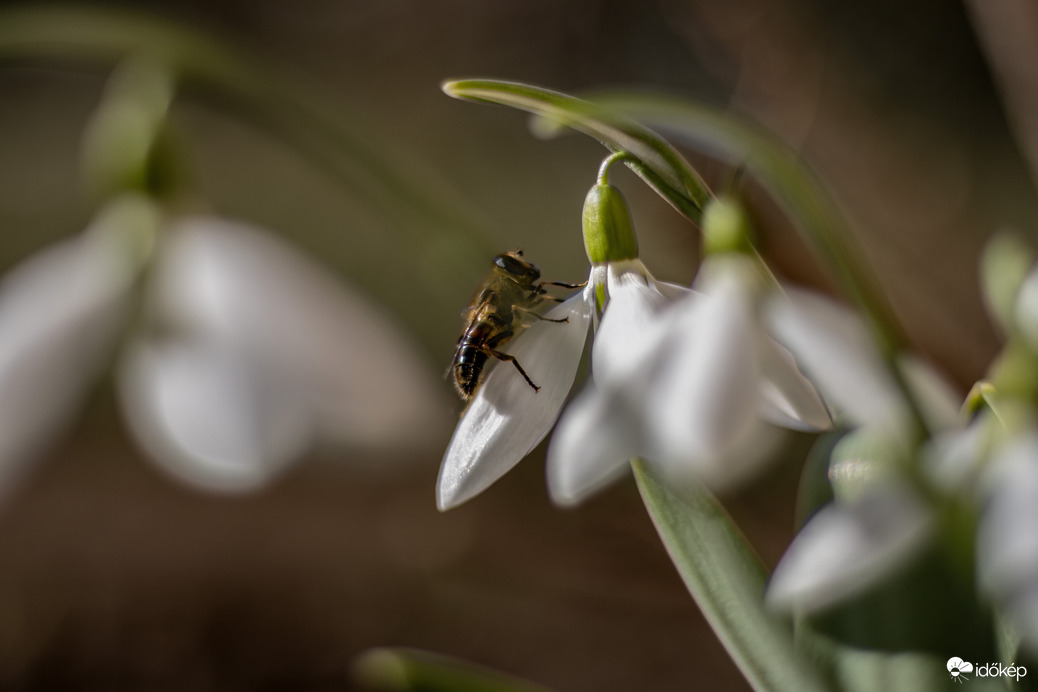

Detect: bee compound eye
[494, 254, 528, 276]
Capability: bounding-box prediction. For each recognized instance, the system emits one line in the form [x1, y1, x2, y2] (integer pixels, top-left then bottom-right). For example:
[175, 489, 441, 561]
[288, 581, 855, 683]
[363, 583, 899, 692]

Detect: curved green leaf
[632, 459, 832, 692]
[442, 79, 711, 223]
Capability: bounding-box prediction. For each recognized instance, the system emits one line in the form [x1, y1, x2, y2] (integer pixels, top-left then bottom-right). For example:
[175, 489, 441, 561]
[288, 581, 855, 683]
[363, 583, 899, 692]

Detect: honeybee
[452, 250, 583, 400]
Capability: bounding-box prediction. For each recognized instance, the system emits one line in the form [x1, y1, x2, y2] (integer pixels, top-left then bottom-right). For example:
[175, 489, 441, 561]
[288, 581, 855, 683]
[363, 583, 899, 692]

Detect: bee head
[493, 250, 541, 282]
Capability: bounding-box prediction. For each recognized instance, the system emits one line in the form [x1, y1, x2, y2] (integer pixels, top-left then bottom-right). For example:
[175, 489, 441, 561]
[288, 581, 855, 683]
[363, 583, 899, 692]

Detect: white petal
[977, 434, 1038, 598]
[757, 339, 832, 431]
[547, 383, 638, 506]
[979, 435, 1038, 655]
[593, 266, 674, 381]
[119, 339, 312, 492]
[0, 222, 135, 497]
[1002, 582, 1038, 655]
[437, 292, 593, 510]
[921, 420, 986, 493]
[154, 217, 448, 452]
[647, 269, 760, 465]
[651, 414, 785, 491]
[767, 484, 934, 612]
[653, 280, 695, 301]
[765, 288, 904, 432]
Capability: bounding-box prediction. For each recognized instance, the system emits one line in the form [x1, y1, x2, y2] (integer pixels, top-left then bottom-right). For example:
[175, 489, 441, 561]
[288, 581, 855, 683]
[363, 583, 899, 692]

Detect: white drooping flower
[121, 216, 448, 492]
[438, 188, 832, 510]
[548, 253, 832, 505]
[0, 198, 447, 501]
[0, 195, 153, 500]
[437, 177, 635, 511]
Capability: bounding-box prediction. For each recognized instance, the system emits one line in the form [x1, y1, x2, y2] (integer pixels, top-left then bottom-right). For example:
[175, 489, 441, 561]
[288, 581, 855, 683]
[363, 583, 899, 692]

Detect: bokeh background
[0, 0, 1031, 689]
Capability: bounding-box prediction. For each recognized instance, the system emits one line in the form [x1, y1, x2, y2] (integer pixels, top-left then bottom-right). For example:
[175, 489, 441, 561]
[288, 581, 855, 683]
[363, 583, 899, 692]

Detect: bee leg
[515, 306, 569, 324]
[540, 280, 588, 289]
[488, 349, 540, 392]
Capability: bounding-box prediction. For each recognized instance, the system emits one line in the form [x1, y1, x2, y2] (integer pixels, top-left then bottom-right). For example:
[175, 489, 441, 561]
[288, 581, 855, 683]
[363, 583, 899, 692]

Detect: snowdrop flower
[548, 197, 832, 505]
[0, 199, 446, 501]
[0, 195, 156, 500]
[977, 433, 1038, 652]
[437, 177, 640, 510]
[764, 291, 968, 618]
[121, 216, 447, 492]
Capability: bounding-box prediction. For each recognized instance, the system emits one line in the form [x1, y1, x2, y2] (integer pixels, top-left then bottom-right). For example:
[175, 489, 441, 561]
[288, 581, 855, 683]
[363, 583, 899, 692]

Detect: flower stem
[632, 459, 833, 691]
[596, 151, 635, 185]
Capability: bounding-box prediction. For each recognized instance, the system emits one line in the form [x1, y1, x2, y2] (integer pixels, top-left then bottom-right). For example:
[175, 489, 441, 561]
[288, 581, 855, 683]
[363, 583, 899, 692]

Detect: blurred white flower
[0, 195, 448, 501]
[767, 481, 934, 612]
[0, 196, 151, 500]
[121, 216, 448, 492]
[977, 433, 1038, 652]
[548, 255, 831, 505]
[761, 289, 968, 614]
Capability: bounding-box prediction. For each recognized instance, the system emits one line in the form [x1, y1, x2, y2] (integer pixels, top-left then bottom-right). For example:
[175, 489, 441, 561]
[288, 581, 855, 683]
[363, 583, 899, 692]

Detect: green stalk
[632, 460, 833, 692]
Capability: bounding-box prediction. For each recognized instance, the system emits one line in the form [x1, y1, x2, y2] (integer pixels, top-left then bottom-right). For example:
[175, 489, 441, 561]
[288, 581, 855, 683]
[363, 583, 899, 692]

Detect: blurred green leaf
[795, 430, 841, 528]
[352, 648, 554, 692]
[632, 459, 832, 692]
[829, 648, 959, 692]
[443, 79, 711, 223]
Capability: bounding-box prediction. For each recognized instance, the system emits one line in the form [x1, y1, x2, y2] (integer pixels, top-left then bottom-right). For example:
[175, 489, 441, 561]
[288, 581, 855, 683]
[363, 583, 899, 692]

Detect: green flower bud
[582, 183, 638, 264]
[702, 195, 753, 256]
[828, 429, 900, 503]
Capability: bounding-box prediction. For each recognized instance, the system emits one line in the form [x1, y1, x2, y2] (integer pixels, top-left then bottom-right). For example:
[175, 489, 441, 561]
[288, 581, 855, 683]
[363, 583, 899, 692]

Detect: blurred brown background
[0, 0, 1031, 689]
